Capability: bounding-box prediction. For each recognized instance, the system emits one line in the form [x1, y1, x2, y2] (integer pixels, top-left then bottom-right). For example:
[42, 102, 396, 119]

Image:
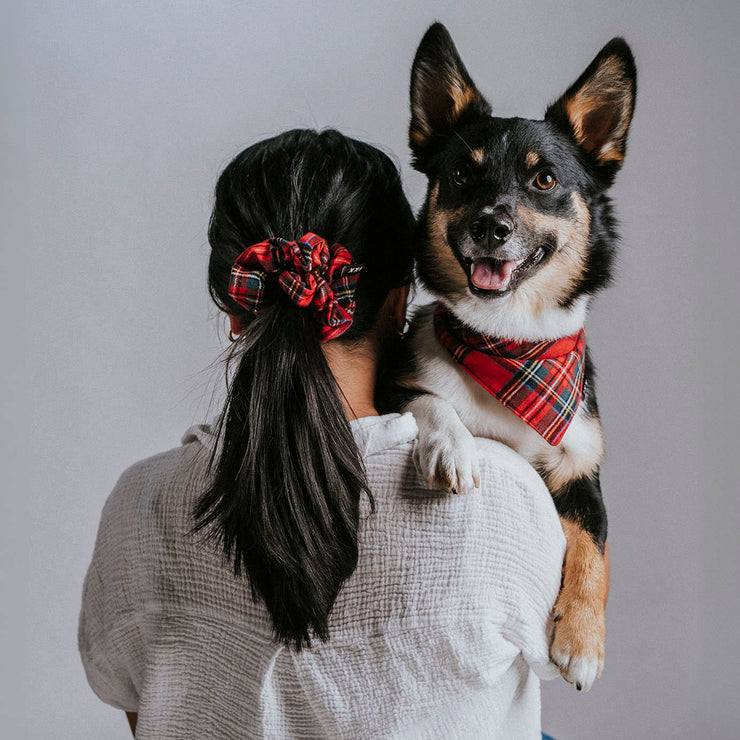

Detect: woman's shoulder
[357, 413, 564, 565]
[99, 425, 214, 539]
[471, 437, 564, 542]
[83, 424, 228, 621]
[357, 412, 555, 503]
[473, 436, 552, 497]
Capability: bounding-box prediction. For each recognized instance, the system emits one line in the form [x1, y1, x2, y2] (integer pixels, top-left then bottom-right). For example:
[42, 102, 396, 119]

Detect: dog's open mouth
[466, 248, 545, 294]
[469, 258, 519, 291]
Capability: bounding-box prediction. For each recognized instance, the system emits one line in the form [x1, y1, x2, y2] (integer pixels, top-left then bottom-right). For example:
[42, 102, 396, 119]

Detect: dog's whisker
[453, 129, 475, 154]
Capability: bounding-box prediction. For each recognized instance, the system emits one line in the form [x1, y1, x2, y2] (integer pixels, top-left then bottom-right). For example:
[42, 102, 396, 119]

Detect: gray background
[2, 1, 737, 738]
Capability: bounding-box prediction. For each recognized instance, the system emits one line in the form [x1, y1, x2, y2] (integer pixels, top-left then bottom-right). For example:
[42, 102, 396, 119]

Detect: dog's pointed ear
[545, 38, 636, 180]
[409, 23, 490, 167]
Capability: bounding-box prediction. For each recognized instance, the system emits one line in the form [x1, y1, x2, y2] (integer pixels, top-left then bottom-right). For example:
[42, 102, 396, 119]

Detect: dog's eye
[534, 171, 557, 191]
[452, 167, 469, 187]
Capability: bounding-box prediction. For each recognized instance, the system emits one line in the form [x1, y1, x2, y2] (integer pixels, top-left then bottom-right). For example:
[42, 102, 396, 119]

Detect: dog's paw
[550, 594, 605, 692]
[413, 424, 480, 494]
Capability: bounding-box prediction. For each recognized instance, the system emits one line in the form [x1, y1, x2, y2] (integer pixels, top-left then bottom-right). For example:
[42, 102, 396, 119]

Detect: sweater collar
[350, 412, 418, 457]
[181, 411, 418, 458]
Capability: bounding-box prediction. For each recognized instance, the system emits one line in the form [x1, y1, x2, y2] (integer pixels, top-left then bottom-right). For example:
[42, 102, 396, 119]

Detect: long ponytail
[193, 129, 414, 649]
[194, 302, 369, 648]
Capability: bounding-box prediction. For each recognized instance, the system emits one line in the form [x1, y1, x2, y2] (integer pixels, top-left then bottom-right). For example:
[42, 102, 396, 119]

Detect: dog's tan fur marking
[448, 73, 481, 120]
[424, 183, 469, 296]
[511, 191, 591, 316]
[525, 150, 540, 168]
[551, 519, 607, 679]
[410, 61, 481, 149]
[409, 127, 429, 147]
[470, 148, 485, 165]
[564, 55, 633, 163]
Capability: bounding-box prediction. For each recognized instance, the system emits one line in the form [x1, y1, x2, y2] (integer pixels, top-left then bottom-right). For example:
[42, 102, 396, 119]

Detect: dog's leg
[547, 473, 608, 692]
[407, 393, 481, 494]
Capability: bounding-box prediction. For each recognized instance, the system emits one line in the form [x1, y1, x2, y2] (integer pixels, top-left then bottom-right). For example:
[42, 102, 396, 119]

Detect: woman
[79, 129, 566, 738]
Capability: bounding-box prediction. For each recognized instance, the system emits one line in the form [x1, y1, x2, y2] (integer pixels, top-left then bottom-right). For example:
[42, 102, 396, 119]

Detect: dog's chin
[461, 246, 549, 300]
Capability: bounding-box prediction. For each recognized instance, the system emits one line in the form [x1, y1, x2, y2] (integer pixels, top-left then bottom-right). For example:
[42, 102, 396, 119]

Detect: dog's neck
[440, 293, 590, 342]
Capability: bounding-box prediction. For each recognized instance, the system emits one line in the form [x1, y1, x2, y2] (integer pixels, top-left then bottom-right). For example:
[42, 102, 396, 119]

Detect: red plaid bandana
[228, 232, 363, 342]
[433, 305, 586, 445]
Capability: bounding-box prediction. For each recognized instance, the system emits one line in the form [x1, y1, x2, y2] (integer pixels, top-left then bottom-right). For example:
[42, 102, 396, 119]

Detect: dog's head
[409, 24, 636, 339]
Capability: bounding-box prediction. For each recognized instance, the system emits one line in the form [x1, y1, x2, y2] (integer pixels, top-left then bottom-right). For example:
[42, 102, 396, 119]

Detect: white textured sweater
[79, 412, 565, 739]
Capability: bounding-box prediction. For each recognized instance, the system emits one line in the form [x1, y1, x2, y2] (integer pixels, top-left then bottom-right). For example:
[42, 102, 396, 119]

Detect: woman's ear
[229, 315, 243, 336]
[390, 284, 410, 329]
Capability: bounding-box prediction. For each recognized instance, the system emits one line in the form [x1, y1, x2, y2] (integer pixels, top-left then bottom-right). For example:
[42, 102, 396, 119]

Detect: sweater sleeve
[473, 438, 566, 681]
[78, 464, 150, 712]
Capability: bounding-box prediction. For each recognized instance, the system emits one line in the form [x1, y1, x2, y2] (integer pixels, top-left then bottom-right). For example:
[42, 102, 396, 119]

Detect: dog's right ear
[409, 23, 490, 169]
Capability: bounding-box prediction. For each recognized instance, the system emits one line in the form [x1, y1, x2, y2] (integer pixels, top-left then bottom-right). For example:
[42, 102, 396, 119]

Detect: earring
[396, 318, 410, 337]
[228, 330, 239, 343]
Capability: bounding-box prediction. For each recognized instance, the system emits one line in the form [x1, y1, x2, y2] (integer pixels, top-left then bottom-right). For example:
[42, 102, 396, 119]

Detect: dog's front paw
[413, 424, 480, 494]
[550, 593, 605, 692]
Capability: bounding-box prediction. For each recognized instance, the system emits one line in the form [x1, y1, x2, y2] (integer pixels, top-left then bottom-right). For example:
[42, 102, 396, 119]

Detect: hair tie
[227, 232, 363, 342]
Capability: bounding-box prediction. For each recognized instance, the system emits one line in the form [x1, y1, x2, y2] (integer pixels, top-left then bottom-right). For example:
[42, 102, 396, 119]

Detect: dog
[392, 23, 636, 692]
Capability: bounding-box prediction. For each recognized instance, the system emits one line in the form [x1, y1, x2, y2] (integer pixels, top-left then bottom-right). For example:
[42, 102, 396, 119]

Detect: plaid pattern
[228, 232, 363, 342]
[433, 305, 586, 446]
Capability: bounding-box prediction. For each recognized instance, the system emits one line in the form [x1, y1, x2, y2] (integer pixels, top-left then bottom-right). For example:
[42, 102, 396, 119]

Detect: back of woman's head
[194, 129, 414, 649]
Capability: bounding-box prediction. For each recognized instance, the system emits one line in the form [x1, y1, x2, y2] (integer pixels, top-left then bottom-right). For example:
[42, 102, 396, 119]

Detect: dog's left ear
[409, 23, 491, 169]
[546, 38, 637, 181]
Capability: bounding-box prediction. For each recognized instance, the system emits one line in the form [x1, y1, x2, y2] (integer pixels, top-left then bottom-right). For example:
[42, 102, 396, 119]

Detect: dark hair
[193, 129, 414, 649]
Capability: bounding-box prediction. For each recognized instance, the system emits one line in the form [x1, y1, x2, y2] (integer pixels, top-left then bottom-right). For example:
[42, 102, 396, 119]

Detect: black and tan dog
[396, 24, 636, 691]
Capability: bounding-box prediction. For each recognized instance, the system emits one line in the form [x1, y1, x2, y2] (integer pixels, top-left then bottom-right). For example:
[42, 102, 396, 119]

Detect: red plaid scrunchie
[227, 232, 363, 342]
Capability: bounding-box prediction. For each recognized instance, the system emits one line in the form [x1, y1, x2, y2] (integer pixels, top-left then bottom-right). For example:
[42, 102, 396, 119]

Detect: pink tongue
[470, 259, 517, 291]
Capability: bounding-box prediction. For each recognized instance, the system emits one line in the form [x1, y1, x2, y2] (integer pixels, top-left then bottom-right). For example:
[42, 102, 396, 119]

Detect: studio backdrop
[3, 1, 737, 738]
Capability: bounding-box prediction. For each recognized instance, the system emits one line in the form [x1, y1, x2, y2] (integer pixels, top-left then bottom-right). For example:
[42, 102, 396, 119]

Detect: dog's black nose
[492, 217, 513, 242]
[470, 209, 515, 245]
